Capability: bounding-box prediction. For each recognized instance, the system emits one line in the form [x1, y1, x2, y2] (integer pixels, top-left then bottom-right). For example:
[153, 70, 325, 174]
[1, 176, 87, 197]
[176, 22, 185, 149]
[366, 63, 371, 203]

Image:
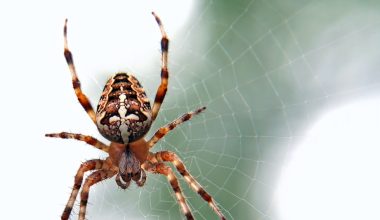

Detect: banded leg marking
[64, 19, 96, 123]
[45, 132, 109, 153]
[151, 12, 169, 121]
[79, 170, 116, 220]
[147, 107, 206, 148]
[61, 159, 105, 220]
[156, 151, 226, 220]
[154, 163, 194, 220]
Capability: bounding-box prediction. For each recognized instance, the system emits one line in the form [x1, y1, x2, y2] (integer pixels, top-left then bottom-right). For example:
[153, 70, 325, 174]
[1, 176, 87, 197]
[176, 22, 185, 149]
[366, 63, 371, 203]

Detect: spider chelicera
[46, 12, 226, 220]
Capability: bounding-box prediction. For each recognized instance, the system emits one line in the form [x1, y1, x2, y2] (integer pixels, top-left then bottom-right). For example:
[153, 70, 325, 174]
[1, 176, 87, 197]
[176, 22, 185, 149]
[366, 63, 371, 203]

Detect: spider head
[114, 145, 147, 189]
[118, 147, 141, 178]
[96, 73, 152, 144]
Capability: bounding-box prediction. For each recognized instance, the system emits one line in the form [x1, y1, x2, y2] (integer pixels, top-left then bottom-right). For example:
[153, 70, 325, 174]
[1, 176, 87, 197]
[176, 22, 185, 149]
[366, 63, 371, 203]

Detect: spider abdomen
[96, 73, 152, 144]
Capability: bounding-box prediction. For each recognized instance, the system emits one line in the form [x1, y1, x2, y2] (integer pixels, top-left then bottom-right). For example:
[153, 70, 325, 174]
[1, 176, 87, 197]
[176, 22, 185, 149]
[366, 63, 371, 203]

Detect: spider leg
[79, 169, 116, 220]
[156, 151, 226, 220]
[45, 132, 109, 153]
[151, 12, 169, 121]
[61, 159, 105, 220]
[63, 19, 97, 124]
[150, 162, 194, 220]
[147, 106, 206, 148]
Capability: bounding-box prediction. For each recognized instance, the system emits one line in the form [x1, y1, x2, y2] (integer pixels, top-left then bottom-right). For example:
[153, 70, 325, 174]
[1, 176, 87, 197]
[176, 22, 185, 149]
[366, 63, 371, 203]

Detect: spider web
[69, 0, 380, 219]
[1, 0, 380, 219]
[23, 0, 379, 219]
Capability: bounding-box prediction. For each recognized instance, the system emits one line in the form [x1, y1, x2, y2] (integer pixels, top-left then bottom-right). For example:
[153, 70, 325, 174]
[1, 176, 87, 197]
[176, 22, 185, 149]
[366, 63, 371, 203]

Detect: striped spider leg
[144, 107, 226, 220]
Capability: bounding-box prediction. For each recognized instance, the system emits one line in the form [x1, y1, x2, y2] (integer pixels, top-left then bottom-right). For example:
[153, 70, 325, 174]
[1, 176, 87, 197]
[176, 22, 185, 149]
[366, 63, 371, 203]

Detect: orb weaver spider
[46, 12, 226, 220]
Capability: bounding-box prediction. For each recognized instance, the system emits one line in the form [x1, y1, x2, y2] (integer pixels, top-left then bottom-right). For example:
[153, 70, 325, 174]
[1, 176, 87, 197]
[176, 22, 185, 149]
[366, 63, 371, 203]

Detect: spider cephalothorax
[46, 12, 226, 220]
[96, 73, 152, 144]
[116, 145, 146, 188]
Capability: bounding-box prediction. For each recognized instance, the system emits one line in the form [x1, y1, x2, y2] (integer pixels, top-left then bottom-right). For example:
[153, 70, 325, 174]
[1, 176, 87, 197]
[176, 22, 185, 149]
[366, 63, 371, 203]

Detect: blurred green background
[86, 0, 380, 219]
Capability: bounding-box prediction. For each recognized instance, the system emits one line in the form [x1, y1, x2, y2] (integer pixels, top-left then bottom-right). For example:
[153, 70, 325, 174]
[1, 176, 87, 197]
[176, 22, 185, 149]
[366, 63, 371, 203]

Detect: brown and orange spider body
[46, 12, 226, 220]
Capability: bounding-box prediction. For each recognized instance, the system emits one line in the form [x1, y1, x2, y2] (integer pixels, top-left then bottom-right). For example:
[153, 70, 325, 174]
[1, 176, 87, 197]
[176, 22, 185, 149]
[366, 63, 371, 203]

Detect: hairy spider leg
[156, 151, 226, 220]
[45, 132, 109, 152]
[147, 106, 206, 148]
[79, 169, 117, 220]
[151, 12, 169, 121]
[152, 163, 195, 220]
[64, 19, 97, 124]
[61, 159, 106, 220]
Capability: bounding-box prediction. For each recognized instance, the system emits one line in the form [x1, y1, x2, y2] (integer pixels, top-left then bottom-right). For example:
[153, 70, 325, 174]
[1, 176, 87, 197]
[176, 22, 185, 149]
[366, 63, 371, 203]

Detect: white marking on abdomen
[118, 94, 127, 118]
[109, 115, 121, 123]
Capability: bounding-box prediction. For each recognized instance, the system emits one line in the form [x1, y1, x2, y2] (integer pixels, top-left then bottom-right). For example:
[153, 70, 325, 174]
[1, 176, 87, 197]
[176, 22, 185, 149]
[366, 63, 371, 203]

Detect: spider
[45, 12, 226, 220]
